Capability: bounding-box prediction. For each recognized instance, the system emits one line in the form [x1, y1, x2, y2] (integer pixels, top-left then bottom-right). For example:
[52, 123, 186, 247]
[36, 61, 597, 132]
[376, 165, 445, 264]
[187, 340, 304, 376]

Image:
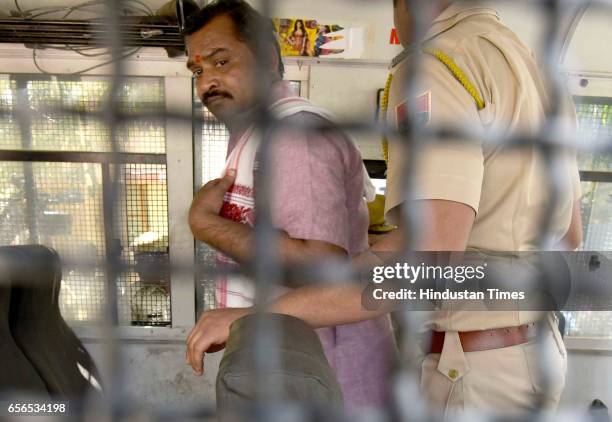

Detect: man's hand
[188, 169, 236, 240]
[186, 307, 251, 376]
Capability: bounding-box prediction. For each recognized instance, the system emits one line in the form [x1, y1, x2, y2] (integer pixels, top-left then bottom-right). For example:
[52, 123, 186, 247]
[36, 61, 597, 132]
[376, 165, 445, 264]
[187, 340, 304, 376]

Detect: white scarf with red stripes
[215, 96, 374, 308]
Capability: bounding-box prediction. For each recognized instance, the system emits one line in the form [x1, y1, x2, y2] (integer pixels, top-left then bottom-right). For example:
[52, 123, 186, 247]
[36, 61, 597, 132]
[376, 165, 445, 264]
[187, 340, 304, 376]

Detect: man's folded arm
[192, 212, 346, 264]
[190, 119, 352, 266]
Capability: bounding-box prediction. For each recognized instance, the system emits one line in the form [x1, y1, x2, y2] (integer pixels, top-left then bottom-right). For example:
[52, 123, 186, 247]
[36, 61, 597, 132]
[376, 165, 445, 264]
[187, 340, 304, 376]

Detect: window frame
[0, 47, 311, 341]
[564, 73, 612, 351]
[2, 47, 611, 350]
[0, 46, 195, 340]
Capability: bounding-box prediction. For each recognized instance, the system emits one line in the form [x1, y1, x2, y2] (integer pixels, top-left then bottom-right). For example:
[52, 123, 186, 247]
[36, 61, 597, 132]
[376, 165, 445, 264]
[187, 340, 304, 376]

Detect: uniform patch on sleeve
[395, 90, 431, 134]
[415, 90, 431, 125]
[395, 100, 408, 134]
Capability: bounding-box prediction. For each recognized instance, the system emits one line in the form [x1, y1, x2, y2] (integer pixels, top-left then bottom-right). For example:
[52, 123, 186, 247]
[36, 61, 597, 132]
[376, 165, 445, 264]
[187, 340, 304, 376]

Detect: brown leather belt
[428, 323, 539, 353]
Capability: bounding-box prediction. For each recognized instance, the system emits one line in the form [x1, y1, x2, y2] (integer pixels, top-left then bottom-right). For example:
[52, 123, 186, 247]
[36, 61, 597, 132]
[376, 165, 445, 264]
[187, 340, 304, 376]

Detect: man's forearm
[266, 248, 391, 327]
[192, 213, 253, 261]
[268, 283, 384, 328]
[192, 213, 346, 264]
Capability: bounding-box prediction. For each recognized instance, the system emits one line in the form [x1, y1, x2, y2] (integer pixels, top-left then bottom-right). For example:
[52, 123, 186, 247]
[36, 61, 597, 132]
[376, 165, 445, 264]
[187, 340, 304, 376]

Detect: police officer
[188, 0, 583, 415]
[381, 0, 583, 414]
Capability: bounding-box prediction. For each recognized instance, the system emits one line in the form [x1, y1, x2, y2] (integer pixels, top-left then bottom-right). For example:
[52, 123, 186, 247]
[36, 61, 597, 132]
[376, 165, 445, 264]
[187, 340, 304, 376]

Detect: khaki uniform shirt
[384, 2, 581, 338]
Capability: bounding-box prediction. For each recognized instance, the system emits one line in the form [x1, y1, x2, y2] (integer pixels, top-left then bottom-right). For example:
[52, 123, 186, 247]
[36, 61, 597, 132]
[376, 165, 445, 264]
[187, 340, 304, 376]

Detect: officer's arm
[410, 200, 476, 251]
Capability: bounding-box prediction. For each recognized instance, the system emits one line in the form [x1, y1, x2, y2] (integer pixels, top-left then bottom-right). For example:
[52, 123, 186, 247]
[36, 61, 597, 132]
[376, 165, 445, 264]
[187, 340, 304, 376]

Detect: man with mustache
[184, 0, 394, 411]
[187, 0, 583, 416]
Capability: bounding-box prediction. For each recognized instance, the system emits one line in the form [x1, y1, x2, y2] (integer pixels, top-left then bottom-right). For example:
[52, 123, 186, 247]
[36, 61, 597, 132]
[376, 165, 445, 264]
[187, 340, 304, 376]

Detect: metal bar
[72, 324, 191, 343]
[391, 1, 439, 419]
[13, 75, 39, 245]
[1, 0, 611, 419]
[101, 163, 120, 326]
[573, 95, 612, 105]
[0, 150, 167, 164]
[164, 75, 196, 328]
[249, 0, 287, 409]
[283, 56, 390, 69]
[0, 18, 184, 48]
[580, 170, 612, 183]
[0, 37, 184, 47]
[2, 105, 611, 155]
[531, 0, 568, 411]
[100, 0, 127, 413]
[0, 19, 184, 30]
[0, 18, 182, 27]
[191, 80, 206, 318]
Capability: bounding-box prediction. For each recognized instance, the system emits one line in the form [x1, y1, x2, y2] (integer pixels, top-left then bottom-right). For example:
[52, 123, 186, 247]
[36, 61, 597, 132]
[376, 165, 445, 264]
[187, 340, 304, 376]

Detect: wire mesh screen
[576, 97, 612, 252]
[1, 0, 612, 420]
[194, 92, 228, 313]
[199, 106, 229, 185]
[0, 74, 170, 326]
[576, 98, 612, 170]
[35, 162, 108, 322]
[0, 77, 20, 149]
[580, 181, 612, 251]
[563, 96, 612, 338]
[0, 76, 165, 152]
[117, 163, 171, 325]
[0, 160, 108, 321]
[0, 162, 27, 245]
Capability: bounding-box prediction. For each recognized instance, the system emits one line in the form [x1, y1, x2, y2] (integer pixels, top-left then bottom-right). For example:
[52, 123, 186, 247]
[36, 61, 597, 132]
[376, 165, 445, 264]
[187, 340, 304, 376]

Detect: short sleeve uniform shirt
[384, 2, 581, 331]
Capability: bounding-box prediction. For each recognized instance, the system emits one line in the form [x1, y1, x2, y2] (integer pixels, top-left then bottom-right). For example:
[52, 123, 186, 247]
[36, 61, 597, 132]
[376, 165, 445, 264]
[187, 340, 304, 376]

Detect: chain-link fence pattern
[1, 0, 612, 420]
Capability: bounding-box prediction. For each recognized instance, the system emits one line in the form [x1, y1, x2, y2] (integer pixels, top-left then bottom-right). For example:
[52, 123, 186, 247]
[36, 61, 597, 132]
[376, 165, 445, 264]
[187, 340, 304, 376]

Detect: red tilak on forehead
[195, 54, 202, 63]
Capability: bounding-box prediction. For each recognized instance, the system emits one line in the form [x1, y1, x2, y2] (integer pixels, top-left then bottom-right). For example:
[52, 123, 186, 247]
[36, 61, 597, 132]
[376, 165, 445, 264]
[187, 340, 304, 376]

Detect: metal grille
[118, 163, 171, 325]
[581, 181, 612, 251]
[1, 0, 612, 420]
[194, 92, 229, 313]
[34, 162, 108, 322]
[2, 77, 165, 153]
[565, 310, 612, 338]
[0, 162, 27, 245]
[564, 97, 612, 338]
[0, 74, 170, 326]
[0, 77, 20, 149]
[576, 98, 612, 172]
[200, 106, 229, 185]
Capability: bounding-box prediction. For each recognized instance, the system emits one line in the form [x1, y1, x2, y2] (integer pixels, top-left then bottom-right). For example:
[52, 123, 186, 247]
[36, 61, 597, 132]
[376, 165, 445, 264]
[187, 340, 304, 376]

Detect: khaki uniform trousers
[419, 319, 567, 417]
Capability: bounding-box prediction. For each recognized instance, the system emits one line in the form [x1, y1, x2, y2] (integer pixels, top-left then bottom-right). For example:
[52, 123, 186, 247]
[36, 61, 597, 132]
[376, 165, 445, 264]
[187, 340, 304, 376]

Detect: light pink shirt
[226, 81, 393, 409]
[227, 82, 369, 256]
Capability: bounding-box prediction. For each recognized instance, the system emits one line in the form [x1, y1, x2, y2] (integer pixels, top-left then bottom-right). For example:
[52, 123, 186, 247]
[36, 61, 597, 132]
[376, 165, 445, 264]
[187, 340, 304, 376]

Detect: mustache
[202, 90, 232, 103]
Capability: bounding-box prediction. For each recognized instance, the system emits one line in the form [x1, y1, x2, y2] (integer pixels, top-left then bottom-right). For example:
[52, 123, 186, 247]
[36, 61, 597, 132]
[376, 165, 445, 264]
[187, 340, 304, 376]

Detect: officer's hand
[185, 307, 251, 376]
[188, 169, 236, 234]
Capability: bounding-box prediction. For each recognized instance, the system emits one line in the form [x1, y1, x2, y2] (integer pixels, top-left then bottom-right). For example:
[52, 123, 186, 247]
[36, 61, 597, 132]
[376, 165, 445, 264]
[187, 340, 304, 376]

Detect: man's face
[186, 15, 259, 125]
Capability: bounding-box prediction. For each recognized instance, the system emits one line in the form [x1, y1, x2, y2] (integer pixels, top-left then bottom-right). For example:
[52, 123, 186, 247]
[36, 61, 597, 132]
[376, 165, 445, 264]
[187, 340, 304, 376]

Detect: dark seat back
[0, 274, 48, 394]
[1, 245, 103, 400]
